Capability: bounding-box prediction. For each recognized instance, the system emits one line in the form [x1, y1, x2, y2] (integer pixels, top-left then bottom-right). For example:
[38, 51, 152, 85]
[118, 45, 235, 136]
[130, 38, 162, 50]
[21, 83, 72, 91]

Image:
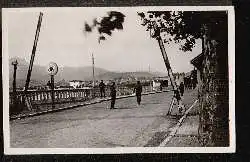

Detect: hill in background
[8, 57, 168, 89]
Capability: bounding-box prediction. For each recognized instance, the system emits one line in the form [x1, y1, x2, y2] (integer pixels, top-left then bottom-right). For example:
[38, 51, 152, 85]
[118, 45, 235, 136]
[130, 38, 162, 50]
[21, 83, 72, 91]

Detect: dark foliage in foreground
[138, 11, 227, 52]
[84, 11, 125, 43]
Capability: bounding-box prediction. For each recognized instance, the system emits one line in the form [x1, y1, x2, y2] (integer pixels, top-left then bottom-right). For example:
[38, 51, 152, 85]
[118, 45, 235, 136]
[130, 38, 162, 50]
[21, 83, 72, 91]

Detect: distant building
[69, 80, 85, 89]
[152, 76, 170, 91]
[190, 53, 203, 88]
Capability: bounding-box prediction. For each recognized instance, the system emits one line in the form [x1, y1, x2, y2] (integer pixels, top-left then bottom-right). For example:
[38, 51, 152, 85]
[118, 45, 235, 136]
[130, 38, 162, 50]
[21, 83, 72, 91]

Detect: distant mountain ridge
[9, 57, 109, 88]
[8, 57, 168, 88]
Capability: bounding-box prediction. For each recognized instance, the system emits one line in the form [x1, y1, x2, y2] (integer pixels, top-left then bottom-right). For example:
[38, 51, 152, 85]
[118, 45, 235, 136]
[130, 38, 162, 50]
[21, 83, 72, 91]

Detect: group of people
[183, 77, 197, 90]
[98, 80, 143, 109]
[183, 69, 198, 90]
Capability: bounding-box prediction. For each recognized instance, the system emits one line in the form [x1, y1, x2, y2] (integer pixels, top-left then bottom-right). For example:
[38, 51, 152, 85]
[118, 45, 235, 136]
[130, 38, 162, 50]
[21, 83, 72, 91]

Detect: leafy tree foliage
[138, 11, 227, 51]
[84, 11, 125, 43]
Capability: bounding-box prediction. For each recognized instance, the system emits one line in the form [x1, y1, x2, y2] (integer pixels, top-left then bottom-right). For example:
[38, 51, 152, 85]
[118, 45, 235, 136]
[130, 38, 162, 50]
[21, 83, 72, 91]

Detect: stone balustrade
[9, 85, 153, 108]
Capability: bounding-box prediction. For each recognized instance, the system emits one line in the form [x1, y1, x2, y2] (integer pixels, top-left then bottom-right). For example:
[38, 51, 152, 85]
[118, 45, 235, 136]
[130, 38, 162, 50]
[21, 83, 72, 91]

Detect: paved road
[10, 90, 197, 148]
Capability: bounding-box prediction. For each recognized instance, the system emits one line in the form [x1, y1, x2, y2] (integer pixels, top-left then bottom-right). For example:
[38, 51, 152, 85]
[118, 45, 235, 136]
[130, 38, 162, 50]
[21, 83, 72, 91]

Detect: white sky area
[6, 8, 201, 73]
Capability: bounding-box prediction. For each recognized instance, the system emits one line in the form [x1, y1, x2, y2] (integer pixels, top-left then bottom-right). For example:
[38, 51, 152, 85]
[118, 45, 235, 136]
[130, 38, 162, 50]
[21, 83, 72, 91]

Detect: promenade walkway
[10, 89, 200, 148]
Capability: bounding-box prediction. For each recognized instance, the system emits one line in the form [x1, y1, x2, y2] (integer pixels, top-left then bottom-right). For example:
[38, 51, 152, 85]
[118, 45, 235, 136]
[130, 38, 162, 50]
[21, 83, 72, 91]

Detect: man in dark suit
[110, 82, 116, 109]
[99, 80, 106, 98]
[134, 81, 143, 106]
[179, 82, 185, 96]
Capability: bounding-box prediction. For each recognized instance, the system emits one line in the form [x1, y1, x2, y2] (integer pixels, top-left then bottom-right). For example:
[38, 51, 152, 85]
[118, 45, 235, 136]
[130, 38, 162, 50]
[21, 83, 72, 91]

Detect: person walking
[179, 82, 184, 96]
[134, 81, 143, 106]
[110, 82, 116, 109]
[99, 80, 106, 98]
[174, 89, 181, 105]
[174, 89, 184, 113]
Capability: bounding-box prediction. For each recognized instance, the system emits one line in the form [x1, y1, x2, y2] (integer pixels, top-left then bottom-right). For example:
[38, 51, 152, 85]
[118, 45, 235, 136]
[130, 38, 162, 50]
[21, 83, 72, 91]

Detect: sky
[5, 8, 202, 73]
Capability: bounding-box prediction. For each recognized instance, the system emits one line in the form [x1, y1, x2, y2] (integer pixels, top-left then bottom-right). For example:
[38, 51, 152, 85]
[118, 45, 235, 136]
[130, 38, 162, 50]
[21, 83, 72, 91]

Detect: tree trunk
[198, 24, 229, 146]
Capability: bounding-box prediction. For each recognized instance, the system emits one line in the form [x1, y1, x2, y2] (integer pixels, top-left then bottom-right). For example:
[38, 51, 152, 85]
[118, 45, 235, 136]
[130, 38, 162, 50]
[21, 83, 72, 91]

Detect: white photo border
[2, 6, 235, 154]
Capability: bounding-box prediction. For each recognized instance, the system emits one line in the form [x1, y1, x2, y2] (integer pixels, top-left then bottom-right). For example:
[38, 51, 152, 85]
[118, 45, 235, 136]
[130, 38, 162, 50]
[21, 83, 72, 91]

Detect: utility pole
[148, 64, 153, 92]
[92, 53, 95, 87]
[156, 35, 177, 91]
[23, 12, 43, 110]
[24, 12, 43, 93]
[150, 22, 183, 115]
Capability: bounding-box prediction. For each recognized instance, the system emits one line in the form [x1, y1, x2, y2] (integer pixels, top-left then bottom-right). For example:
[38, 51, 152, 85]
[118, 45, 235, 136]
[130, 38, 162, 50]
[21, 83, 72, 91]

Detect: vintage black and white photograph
[2, 6, 235, 154]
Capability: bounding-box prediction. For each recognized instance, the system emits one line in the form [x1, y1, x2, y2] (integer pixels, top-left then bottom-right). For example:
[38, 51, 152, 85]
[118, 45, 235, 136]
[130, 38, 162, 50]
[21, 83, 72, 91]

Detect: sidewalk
[165, 115, 200, 147]
[163, 88, 201, 147]
[145, 88, 201, 147]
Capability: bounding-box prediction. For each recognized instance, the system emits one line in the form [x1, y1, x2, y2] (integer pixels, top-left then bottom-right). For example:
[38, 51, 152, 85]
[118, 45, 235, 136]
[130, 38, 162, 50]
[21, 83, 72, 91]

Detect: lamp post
[12, 60, 18, 109]
[47, 62, 58, 109]
[50, 74, 55, 109]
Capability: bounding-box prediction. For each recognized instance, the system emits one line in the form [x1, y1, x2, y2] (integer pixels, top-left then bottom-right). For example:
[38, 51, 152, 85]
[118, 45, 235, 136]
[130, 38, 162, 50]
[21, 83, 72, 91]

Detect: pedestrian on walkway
[110, 82, 116, 109]
[99, 80, 106, 98]
[174, 89, 181, 104]
[179, 82, 184, 96]
[134, 81, 143, 106]
[174, 89, 185, 114]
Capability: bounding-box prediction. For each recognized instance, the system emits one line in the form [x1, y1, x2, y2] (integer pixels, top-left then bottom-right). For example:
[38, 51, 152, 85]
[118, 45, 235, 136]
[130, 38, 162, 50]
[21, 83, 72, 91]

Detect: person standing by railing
[99, 80, 106, 98]
[110, 82, 116, 109]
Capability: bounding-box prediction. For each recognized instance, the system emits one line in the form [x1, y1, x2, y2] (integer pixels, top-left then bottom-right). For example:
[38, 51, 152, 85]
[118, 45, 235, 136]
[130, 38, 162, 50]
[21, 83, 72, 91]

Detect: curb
[159, 99, 198, 147]
[10, 90, 172, 121]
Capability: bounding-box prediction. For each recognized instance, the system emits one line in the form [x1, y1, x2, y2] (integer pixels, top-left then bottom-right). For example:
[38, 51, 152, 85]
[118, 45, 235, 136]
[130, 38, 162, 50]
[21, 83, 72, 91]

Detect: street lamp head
[11, 60, 18, 66]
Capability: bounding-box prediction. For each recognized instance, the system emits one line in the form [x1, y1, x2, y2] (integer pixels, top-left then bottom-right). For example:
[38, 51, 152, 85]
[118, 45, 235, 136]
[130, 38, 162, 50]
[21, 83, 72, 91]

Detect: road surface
[10, 90, 198, 148]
